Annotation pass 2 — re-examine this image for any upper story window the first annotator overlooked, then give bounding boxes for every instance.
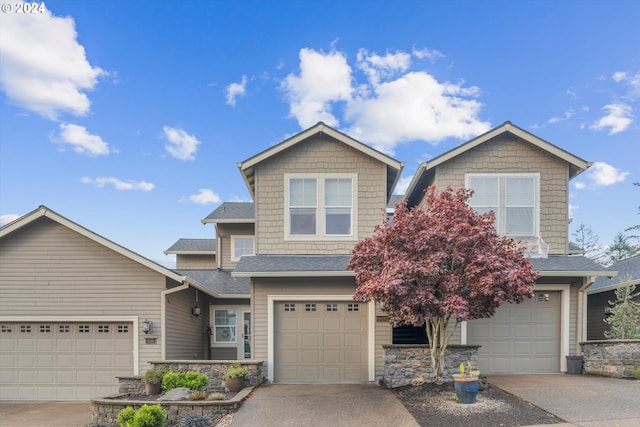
[466,173,539,237]
[285,174,356,239]
[231,236,255,261]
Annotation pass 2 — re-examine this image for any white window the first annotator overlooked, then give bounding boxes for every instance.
[285,174,356,239]
[214,309,236,343]
[231,236,255,261]
[467,173,539,237]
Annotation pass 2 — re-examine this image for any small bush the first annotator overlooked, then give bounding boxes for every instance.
[633,366,640,380]
[208,392,225,401]
[161,370,208,392]
[178,413,215,427]
[116,404,166,427]
[188,390,207,401]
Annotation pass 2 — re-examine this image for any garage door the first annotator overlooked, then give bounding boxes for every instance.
[467,291,560,373]
[275,301,368,383]
[0,322,133,400]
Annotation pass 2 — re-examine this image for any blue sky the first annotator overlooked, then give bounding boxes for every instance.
[1,0,639,267]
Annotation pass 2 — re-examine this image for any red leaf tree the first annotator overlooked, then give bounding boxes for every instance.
[348,186,539,383]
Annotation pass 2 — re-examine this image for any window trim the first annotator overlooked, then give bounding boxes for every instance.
[230,235,255,262]
[284,173,358,241]
[213,308,237,344]
[465,173,540,237]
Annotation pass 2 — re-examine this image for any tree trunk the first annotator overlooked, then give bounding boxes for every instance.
[426,316,460,384]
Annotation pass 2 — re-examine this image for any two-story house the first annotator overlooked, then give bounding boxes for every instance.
[0,120,615,401]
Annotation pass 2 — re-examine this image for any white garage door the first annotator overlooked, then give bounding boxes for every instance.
[467,291,561,373]
[275,301,368,383]
[0,322,133,401]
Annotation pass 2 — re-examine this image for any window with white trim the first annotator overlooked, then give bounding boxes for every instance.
[467,173,539,237]
[231,236,255,261]
[214,309,237,343]
[286,174,356,239]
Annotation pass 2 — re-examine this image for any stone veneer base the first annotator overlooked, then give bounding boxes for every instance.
[581,340,640,378]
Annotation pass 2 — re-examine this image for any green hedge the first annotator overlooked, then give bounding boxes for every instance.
[161,371,208,391]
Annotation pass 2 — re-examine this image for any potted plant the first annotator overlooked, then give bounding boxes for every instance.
[142,368,164,396]
[222,363,248,392]
[452,362,479,404]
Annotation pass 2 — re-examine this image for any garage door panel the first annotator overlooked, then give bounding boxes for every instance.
[468,291,560,374]
[275,301,368,383]
[0,322,133,401]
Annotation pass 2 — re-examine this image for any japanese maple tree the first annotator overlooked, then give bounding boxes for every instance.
[348,186,539,383]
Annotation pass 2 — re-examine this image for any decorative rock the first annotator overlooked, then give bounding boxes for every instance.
[158,387,191,401]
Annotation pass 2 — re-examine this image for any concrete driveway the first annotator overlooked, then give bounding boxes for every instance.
[489,374,640,426]
[229,383,419,427]
[0,402,92,427]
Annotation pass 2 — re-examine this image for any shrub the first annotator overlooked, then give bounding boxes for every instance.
[222,363,248,379]
[161,370,209,392]
[208,392,225,401]
[142,369,164,385]
[188,390,207,401]
[633,366,640,380]
[178,413,215,427]
[117,404,166,427]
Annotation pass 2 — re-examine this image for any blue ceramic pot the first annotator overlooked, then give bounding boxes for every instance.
[454,377,479,404]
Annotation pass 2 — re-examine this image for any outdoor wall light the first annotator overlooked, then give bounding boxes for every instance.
[192,306,201,317]
[142,318,152,335]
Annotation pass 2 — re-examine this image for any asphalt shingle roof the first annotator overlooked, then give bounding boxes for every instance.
[232,254,614,277]
[176,269,250,295]
[234,255,352,274]
[589,254,640,293]
[165,238,216,253]
[203,202,254,222]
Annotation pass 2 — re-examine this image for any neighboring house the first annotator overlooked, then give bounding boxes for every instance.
[587,254,640,340]
[0,121,618,401]
[403,121,614,373]
[0,207,231,401]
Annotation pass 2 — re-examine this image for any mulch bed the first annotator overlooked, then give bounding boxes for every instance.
[391,381,563,426]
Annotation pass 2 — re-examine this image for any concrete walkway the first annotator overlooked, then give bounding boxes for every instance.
[489,374,640,427]
[229,383,419,427]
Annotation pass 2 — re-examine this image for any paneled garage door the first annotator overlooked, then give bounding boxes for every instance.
[275,301,368,383]
[0,322,133,400]
[467,291,561,373]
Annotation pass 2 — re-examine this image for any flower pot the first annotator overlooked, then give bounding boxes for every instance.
[144,381,161,396]
[224,377,243,392]
[453,376,479,404]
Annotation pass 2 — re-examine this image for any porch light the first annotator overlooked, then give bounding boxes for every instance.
[142,319,152,335]
[192,306,201,317]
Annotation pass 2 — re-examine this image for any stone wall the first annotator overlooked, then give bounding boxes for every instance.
[382,345,480,388]
[150,360,263,392]
[581,340,640,378]
[92,387,252,426]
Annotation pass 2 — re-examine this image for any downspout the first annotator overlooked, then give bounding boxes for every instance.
[576,275,596,354]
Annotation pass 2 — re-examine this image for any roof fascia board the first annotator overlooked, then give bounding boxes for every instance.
[425,122,590,173]
[538,270,618,277]
[403,162,428,203]
[201,218,255,224]
[1,206,188,285]
[232,271,355,278]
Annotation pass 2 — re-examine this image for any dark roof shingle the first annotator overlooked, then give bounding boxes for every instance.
[165,238,216,253]
[203,202,254,222]
[176,269,250,296]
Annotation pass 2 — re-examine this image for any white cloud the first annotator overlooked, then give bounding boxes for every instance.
[81,177,154,191]
[393,176,414,195]
[589,103,633,134]
[586,162,629,187]
[226,75,248,106]
[187,189,221,205]
[280,47,490,154]
[568,204,577,218]
[548,109,575,124]
[574,182,587,190]
[412,46,444,62]
[52,123,110,157]
[281,48,353,128]
[0,214,20,226]
[612,70,640,100]
[0,6,105,119]
[163,126,200,161]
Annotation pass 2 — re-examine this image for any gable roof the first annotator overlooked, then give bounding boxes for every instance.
[0,205,220,298]
[202,202,255,224]
[405,121,591,205]
[175,269,249,297]
[237,122,404,200]
[589,254,640,294]
[164,238,216,254]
